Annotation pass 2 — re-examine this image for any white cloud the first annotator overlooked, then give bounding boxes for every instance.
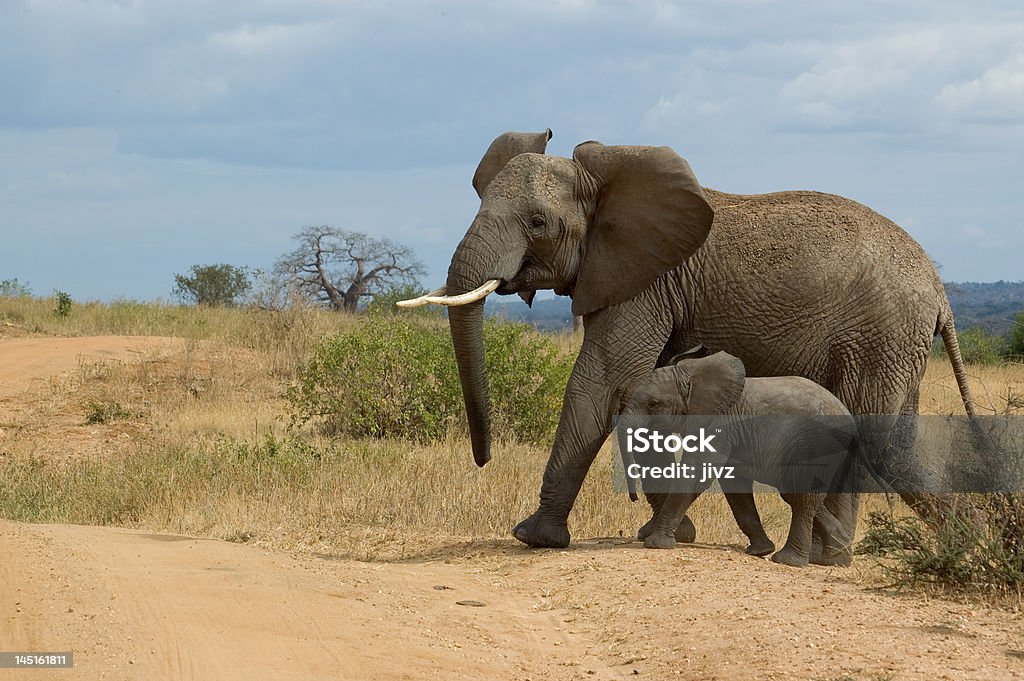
[781,31,940,103]
[936,51,1024,121]
[206,20,337,57]
[778,24,1024,132]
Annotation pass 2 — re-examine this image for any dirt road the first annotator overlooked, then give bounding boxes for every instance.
[2,337,1023,680]
[0,336,183,402]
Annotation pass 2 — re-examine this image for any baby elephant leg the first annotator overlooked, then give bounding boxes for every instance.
[772,493,826,567]
[644,489,704,549]
[639,494,698,543]
[810,494,856,567]
[638,492,666,541]
[721,476,776,557]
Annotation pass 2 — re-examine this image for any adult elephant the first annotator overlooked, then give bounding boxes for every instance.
[400,129,976,561]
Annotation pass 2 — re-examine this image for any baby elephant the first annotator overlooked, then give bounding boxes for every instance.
[622,351,858,567]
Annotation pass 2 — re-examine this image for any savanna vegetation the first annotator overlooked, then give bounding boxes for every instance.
[172,264,252,307]
[1,292,1023,597]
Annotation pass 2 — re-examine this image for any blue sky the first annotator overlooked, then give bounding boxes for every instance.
[1,0,1022,301]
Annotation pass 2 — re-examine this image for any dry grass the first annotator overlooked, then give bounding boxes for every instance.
[0,295,349,378]
[2,298,1023,565]
[921,360,1024,416]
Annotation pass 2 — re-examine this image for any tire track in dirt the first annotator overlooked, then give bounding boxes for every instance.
[0,522,621,680]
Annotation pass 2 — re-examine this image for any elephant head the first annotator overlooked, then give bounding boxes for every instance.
[401,129,715,467]
[619,350,746,502]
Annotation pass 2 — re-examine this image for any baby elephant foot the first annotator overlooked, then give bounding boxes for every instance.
[745,537,776,557]
[674,515,696,543]
[770,547,810,568]
[643,532,677,549]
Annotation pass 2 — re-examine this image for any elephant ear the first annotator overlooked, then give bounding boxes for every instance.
[571,141,714,317]
[472,129,553,198]
[676,351,745,415]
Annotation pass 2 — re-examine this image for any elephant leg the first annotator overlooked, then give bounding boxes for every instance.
[811,357,920,566]
[810,494,857,566]
[674,514,697,543]
[773,493,825,567]
[644,487,707,549]
[886,387,954,519]
[639,493,697,542]
[512,298,672,548]
[813,351,931,565]
[637,492,665,541]
[811,426,866,565]
[721,476,775,556]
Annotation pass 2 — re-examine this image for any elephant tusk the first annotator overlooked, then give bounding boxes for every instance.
[423,279,501,306]
[396,286,447,308]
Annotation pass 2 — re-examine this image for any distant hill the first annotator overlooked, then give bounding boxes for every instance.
[945,281,1024,337]
[485,282,1024,337]
[486,295,574,332]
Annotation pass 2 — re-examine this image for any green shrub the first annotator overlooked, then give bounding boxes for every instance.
[365,284,444,319]
[1005,312,1024,363]
[287,314,573,444]
[84,400,132,425]
[0,278,31,297]
[933,327,1006,365]
[53,290,72,318]
[173,263,252,307]
[858,495,1024,594]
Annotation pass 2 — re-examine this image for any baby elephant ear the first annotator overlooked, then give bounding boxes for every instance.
[472,129,553,198]
[676,351,745,415]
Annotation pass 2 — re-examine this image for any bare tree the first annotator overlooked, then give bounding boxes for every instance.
[275,226,425,312]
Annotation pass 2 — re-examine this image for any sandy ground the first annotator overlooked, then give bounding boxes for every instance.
[0,336,183,403]
[2,336,1024,680]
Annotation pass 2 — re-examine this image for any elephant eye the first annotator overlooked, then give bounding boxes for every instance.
[529,215,546,232]
[647,398,661,410]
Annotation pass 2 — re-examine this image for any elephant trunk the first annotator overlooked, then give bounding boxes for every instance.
[448,298,491,467]
[617,408,640,502]
[445,220,523,467]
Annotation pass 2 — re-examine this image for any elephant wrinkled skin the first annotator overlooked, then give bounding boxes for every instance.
[424,129,976,559]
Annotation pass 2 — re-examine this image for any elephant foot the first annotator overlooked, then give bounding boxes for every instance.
[809,533,853,567]
[745,537,776,557]
[809,548,853,567]
[674,515,696,543]
[809,535,853,567]
[809,535,823,563]
[512,512,570,548]
[770,547,809,568]
[644,532,677,549]
[640,515,695,543]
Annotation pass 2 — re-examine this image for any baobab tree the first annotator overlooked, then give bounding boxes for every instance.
[276,226,425,312]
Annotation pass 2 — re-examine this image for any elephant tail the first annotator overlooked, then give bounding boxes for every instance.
[937,315,977,418]
[938,313,1006,489]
